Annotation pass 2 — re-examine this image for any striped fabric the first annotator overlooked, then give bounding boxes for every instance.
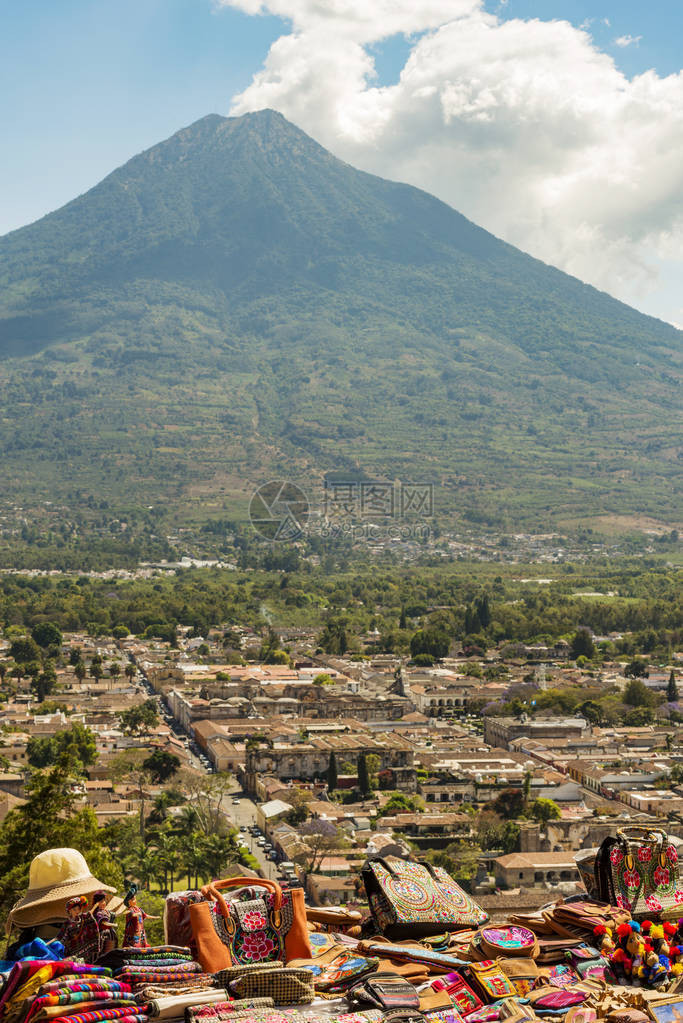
[115,966,200,977]
[44,1009,147,1023]
[37,985,132,998]
[116,975,202,988]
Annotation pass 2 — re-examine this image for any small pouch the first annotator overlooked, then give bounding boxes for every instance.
[480,927,538,960]
[436,973,483,1017]
[228,967,315,1004]
[565,945,615,984]
[528,987,587,1011]
[543,964,578,989]
[496,957,540,997]
[466,962,516,1003]
[606,1012,650,1023]
[423,1011,467,1023]
[347,972,419,1011]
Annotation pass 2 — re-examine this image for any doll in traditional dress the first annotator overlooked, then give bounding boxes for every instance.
[57,895,87,958]
[91,889,118,955]
[123,883,158,948]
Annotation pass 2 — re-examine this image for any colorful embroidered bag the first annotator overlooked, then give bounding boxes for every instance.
[480,926,538,960]
[362,857,488,939]
[189,878,310,973]
[465,961,516,1003]
[594,828,683,918]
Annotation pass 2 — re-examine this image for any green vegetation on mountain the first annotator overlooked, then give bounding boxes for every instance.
[0,109,680,548]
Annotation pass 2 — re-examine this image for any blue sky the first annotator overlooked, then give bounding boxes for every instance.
[1,0,681,323]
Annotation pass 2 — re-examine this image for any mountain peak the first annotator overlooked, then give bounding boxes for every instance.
[0,111,679,534]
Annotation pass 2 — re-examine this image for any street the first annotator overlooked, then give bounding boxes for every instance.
[228,790,278,881]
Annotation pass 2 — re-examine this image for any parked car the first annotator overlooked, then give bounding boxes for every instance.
[232,797,241,805]
[267,851,278,861]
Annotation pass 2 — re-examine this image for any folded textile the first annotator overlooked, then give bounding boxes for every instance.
[133,985,215,1002]
[46,1016,147,1023]
[147,992,230,1020]
[121,950,190,958]
[1,962,113,1018]
[116,976,203,988]
[114,965,198,973]
[185,1011,383,1023]
[43,1008,148,1023]
[37,985,132,997]
[185,1000,275,1023]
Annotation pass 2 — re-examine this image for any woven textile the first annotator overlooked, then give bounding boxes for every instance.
[37,986,132,998]
[47,1006,148,1023]
[227,968,315,1005]
[185,1011,382,1023]
[116,966,200,977]
[185,1000,275,1023]
[116,975,202,988]
[2,963,113,1018]
[44,1009,147,1023]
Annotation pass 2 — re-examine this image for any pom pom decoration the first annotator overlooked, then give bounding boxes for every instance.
[617,923,632,939]
[595,924,607,937]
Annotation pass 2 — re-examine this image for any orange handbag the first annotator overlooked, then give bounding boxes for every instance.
[189,877,311,973]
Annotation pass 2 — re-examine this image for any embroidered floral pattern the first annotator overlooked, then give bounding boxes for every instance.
[241,910,267,931]
[623,867,641,889]
[637,846,653,863]
[668,846,679,863]
[616,894,631,910]
[654,865,670,887]
[610,848,624,865]
[237,930,277,962]
[674,890,683,904]
[645,894,663,912]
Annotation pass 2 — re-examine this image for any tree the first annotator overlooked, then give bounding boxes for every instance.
[0,752,122,921]
[410,628,450,660]
[522,770,532,809]
[125,663,136,681]
[90,662,103,682]
[9,636,40,664]
[326,752,338,791]
[530,797,562,823]
[624,706,656,726]
[119,699,159,735]
[32,667,56,703]
[293,820,343,875]
[74,660,86,682]
[625,659,649,679]
[492,788,525,820]
[366,754,381,789]
[578,700,603,725]
[357,753,370,795]
[624,678,655,708]
[314,673,333,686]
[571,628,595,660]
[31,622,63,649]
[109,661,121,682]
[377,793,424,818]
[27,723,98,773]
[668,671,679,703]
[143,750,180,783]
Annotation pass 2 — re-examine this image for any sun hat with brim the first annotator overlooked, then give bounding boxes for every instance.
[6,848,116,934]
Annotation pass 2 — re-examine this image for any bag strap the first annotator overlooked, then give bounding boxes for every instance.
[616,827,666,844]
[201,878,283,917]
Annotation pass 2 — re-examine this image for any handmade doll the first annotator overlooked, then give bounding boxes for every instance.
[92,889,118,955]
[123,883,158,948]
[56,892,100,961]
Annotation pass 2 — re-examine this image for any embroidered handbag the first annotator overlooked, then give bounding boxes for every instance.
[362,857,488,939]
[189,877,311,973]
[437,973,483,1017]
[594,828,683,917]
[465,962,516,1003]
[479,926,538,960]
[565,945,616,984]
[496,957,540,997]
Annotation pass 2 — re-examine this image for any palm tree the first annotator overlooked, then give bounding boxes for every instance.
[176,805,201,838]
[125,663,136,681]
[202,834,237,880]
[184,834,205,889]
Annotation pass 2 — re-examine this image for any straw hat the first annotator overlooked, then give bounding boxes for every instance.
[6,848,117,933]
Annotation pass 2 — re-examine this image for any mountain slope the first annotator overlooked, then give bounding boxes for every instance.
[0,109,680,546]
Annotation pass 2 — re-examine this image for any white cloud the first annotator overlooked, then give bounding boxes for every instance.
[614,34,642,47]
[222,0,683,316]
